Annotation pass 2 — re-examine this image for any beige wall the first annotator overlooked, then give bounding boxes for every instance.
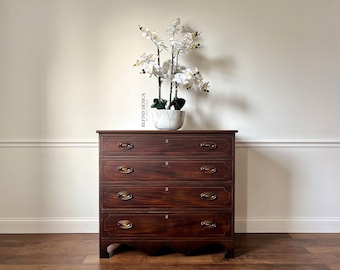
[1,0,340,232]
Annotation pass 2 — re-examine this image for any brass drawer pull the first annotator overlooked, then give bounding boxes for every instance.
[200,192,217,201]
[200,142,217,150]
[117,166,134,174]
[200,165,217,174]
[117,220,133,230]
[200,220,217,229]
[117,142,134,150]
[117,191,133,201]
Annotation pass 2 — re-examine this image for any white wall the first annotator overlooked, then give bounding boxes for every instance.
[1,0,340,233]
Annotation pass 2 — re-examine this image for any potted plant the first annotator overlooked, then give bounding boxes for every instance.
[134,18,209,130]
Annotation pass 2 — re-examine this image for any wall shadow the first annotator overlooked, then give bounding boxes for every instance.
[235,145,292,232]
[177,31,250,130]
[234,144,292,255]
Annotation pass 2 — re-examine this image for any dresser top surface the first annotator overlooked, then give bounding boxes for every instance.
[96,130,238,135]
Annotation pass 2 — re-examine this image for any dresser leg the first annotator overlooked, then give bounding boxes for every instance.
[100,243,124,258]
[100,245,110,258]
[224,248,234,259]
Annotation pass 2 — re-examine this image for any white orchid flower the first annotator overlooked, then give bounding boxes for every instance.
[167,18,181,36]
[139,25,167,51]
[135,19,209,110]
[173,72,188,85]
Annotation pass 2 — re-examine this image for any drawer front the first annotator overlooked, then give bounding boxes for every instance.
[100,135,233,157]
[102,185,232,208]
[102,213,231,237]
[101,160,232,181]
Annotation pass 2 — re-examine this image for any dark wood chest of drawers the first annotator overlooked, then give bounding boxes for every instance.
[97,130,237,258]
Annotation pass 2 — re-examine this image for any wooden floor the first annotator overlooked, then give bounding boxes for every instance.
[0,234,340,270]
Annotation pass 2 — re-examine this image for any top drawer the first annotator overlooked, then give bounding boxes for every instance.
[99,134,234,157]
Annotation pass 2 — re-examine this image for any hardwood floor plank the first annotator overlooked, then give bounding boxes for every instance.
[0,233,340,270]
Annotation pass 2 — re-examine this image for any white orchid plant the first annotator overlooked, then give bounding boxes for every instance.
[134,18,210,110]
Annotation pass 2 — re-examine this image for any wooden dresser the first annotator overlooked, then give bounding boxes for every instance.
[97,130,237,258]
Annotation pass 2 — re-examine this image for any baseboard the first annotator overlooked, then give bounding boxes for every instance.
[1,217,339,234]
[235,217,340,233]
[0,218,99,233]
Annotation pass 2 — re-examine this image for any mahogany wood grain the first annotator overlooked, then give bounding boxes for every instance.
[97,130,237,258]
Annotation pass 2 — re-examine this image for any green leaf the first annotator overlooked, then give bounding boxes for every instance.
[170,97,186,110]
[151,98,167,109]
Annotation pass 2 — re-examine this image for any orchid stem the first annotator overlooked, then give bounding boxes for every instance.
[157,47,162,100]
[168,46,176,109]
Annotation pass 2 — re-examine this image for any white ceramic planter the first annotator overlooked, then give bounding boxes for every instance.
[151,109,185,130]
